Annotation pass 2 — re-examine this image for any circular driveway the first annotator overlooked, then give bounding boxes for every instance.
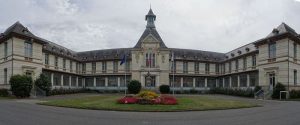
[0,94,299,125]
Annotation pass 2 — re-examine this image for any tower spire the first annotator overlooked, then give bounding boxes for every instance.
[145,7,156,28]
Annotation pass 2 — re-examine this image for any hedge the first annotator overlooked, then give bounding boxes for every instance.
[0,89,9,97]
[10,75,33,98]
[210,87,254,97]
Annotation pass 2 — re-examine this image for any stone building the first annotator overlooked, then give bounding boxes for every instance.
[0,9,300,93]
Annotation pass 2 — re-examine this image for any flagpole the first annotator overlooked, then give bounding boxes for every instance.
[172,52,175,95]
[124,54,127,96]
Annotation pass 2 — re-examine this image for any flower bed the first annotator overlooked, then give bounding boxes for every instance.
[117,90,178,105]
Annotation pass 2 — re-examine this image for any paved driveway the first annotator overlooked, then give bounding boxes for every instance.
[0,94,299,125]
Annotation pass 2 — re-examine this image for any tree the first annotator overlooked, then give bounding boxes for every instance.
[10,75,33,98]
[35,74,52,96]
[127,80,141,94]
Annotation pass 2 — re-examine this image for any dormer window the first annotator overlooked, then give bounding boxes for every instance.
[245,48,250,52]
[231,53,235,57]
[272,28,279,34]
[238,50,242,55]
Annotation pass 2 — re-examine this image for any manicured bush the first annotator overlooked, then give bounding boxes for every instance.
[159,85,170,94]
[0,89,9,97]
[117,96,138,104]
[289,90,300,99]
[272,83,286,99]
[254,86,262,93]
[10,75,33,98]
[210,87,254,98]
[127,80,141,94]
[49,88,88,95]
[35,74,51,96]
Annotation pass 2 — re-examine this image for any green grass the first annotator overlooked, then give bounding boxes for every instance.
[38,95,258,112]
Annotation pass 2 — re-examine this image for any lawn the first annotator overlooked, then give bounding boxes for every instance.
[39,95,258,112]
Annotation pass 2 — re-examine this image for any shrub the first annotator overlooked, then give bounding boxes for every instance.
[137,90,158,100]
[272,83,286,99]
[0,89,9,97]
[159,85,170,94]
[290,90,300,99]
[10,75,33,98]
[127,80,141,94]
[49,88,88,95]
[210,87,254,98]
[117,96,138,104]
[35,74,51,96]
[254,86,262,93]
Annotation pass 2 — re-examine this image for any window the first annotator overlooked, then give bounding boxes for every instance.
[55,56,58,68]
[4,42,8,57]
[268,42,276,58]
[194,62,199,74]
[207,78,216,88]
[71,76,76,86]
[294,70,297,85]
[183,62,188,74]
[205,63,210,74]
[215,64,219,74]
[235,60,238,72]
[169,77,181,88]
[243,57,247,70]
[195,77,205,87]
[145,53,155,68]
[183,77,193,87]
[96,77,105,87]
[252,55,256,67]
[294,43,297,58]
[63,59,66,69]
[75,62,78,73]
[171,61,176,73]
[231,75,238,87]
[24,41,33,57]
[102,61,107,73]
[82,63,86,73]
[85,77,94,87]
[108,76,118,87]
[113,61,118,73]
[4,68,7,84]
[70,61,73,72]
[63,75,69,86]
[92,62,96,74]
[125,61,130,72]
[45,53,49,65]
[240,74,247,87]
[229,62,232,73]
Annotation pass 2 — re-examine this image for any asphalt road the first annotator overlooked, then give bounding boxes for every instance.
[0,95,300,125]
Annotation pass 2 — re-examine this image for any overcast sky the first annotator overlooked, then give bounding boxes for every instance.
[1,0,300,53]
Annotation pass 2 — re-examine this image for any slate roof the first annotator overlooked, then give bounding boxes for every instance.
[134,28,167,48]
[0,21,46,44]
[170,48,226,62]
[77,48,132,62]
[267,22,298,37]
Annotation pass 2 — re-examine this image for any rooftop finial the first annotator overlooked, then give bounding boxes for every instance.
[145,7,156,28]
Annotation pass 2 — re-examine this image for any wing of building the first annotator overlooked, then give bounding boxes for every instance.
[1,8,300,93]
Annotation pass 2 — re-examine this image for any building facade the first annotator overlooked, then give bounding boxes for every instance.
[0,9,300,92]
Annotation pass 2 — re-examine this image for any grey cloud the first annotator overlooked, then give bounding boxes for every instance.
[0,0,300,52]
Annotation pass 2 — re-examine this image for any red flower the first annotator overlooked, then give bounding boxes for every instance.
[160,95,178,105]
[117,96,138,104]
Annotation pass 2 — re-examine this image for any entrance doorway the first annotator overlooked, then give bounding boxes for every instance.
[145,76,156,87]
[269,73,276,91]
